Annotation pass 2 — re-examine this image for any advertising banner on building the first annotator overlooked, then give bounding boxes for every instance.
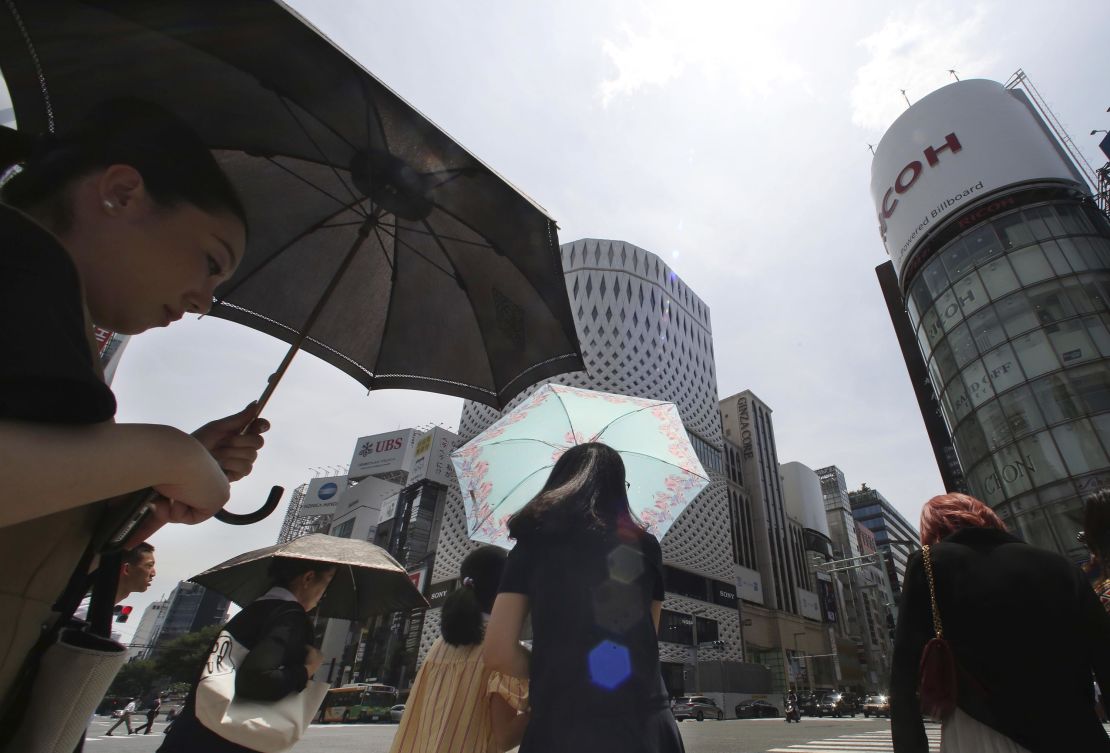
[711,580,738,609]
[378,494,400,524]
[797,588,822,622]
[870,79,1085,280]
[426,579,456,608]
[736,566,764,605]
[409,427,459,486]
[348,429,416,480]
[408,566,428,596]
[301,475,347,516]
[336,477,401,517]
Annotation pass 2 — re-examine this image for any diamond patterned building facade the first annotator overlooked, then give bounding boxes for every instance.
[421,238,743,697]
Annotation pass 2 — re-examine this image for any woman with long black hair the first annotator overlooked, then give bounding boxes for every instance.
[390,546,529,753]
[484,442,684,753]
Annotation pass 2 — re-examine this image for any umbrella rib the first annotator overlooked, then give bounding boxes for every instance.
[588,402,669,443]
[375,221,459,280]
[617,449,709,481]
[423,167,476,191]
[371,224,395,274]
[387,224,494,251]
[465,437,567,451]
[265,156,367,217]
[362,75,390,152]
[552,388,578,445]
[277,95,365,211]
[421,217,501,393]
[213,194,371,302]
[469,464,554,534]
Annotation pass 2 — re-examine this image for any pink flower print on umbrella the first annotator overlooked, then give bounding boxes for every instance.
[452,384,709,547]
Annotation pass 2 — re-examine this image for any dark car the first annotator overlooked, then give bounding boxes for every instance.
[671,696,724,721]
[862,694,890,718]
[816,691,858,718]
[734,699,780,719]
[797,692,823,716]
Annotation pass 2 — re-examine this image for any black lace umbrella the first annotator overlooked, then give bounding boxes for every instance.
[0,0,583,526]
[0,0,582,410]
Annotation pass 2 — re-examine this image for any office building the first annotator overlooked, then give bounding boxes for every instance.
[870,78,1110,557]
[848,485,919,595]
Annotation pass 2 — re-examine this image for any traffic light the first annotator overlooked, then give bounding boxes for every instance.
[114,605,133,623]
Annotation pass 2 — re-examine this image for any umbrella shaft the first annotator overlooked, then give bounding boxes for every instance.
[248,220,375,426]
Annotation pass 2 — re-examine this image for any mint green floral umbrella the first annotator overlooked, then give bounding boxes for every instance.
[451,384,710,548]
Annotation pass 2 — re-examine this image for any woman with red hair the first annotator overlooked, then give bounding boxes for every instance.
[891,493,1110,753]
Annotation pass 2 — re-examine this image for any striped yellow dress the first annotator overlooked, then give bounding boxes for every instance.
[389,638,529,753]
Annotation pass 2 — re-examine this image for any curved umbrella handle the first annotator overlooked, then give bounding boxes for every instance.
[215,485,284,525]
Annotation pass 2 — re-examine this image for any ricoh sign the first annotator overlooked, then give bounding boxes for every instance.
[870,79,1084,282]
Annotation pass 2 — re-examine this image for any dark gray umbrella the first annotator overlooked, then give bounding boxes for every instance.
[190,534,427,621]
[0,0,583,410]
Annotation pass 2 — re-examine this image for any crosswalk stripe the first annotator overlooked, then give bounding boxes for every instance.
[765,728,941,753]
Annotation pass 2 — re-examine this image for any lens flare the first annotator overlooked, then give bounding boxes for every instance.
[588,639,632,691]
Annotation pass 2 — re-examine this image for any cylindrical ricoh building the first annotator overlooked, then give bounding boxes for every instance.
[871,79,1110,557]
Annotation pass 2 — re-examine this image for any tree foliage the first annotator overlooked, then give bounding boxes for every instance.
[107,659,160,698]
[152,624,222,684]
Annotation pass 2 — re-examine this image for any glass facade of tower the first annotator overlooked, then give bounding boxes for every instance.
[903,194,1110,556]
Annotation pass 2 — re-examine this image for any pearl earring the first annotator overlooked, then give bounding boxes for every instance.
[102,199,115,210]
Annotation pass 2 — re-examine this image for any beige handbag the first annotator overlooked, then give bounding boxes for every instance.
[195,630,329,753]
[3,628,127,753]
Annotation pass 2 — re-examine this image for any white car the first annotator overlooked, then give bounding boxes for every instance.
[390,704,405,722]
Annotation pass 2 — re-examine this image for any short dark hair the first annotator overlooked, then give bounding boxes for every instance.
[1,98,245,232]
[267,557,336,589]
[507,442,642,539]
[122,542,155,568]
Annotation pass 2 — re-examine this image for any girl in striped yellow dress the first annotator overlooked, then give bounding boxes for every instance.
[390,547,529,753]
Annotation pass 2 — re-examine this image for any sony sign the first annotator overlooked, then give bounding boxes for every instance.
[870,79,1085,282]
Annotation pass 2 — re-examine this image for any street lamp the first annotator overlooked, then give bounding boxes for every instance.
[1092,130,1109,136]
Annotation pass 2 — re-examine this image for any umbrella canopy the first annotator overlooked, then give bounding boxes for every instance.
[451,384,711,549]
[0,0,582,409]
[190,534,427,621]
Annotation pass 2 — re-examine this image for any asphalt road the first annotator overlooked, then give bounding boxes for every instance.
[82,715,899,753]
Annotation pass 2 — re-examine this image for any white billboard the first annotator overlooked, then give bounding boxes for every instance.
[301,475,347,516]
[378,494,400,524]
[409,427,459,486]
[348,429,416,480]
[736,565,764,605]
[870,79,1085,281]
[797,588,822,622]
[337,477,401,517]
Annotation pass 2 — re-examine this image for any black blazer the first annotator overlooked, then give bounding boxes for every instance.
[891,527,1110,753]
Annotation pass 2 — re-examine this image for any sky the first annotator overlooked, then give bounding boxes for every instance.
[3,0,1108,641]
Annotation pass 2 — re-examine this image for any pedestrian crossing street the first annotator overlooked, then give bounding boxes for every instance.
[765,724,940,753]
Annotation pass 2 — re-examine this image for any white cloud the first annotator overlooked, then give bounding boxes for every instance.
[597,1,809,106]
[851,3,998,132]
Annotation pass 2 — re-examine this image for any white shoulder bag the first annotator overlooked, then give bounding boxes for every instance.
[194,630,330,753]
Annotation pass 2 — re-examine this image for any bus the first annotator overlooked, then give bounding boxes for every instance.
[319,683,398,723]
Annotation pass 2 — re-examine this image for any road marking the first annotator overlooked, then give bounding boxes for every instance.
[765,726,940,753]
